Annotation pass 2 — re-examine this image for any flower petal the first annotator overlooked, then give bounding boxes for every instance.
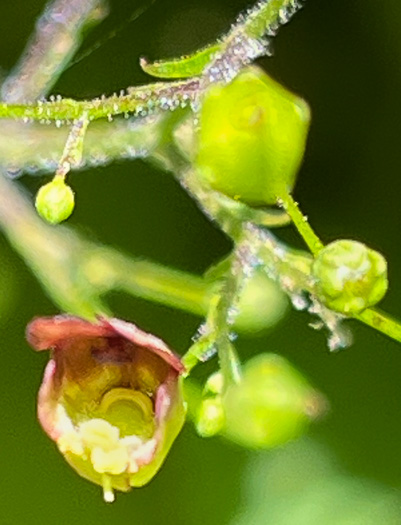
[26,315,185,374]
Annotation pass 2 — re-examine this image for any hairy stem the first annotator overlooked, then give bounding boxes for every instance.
[1,0,107,103]
[278,193,324,256]
[142,0,303,81]
[0,117,164,175]
[0,80,201,123]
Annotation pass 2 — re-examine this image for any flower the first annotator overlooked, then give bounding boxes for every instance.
[26,315,186,502]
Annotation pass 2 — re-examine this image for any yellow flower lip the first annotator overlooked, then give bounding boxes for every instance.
[26,315,186,502]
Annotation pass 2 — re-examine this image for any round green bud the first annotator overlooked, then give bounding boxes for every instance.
[196,397,225,438]
[222,354,323,449]
[203,371,224,396]
[35,177,75,224]
[195,372,225,437]
[235,268,288,333]
[195,66,310,206]
[312,240,388,315]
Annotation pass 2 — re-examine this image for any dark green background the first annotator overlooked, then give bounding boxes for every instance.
[1,0,401,523]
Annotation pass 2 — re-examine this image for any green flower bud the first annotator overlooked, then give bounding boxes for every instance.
[312,240,388,315]
[235,268,288,333]
[35,177,75,224]
[195,371,227,437]
[195,66,310,206]
[203,371,224,396]
[196,397,225,438]
[222,354,323,449]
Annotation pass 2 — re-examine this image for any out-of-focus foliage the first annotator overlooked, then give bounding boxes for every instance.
[232,439,401,525]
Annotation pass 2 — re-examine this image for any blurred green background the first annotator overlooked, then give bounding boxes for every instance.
[1,0,401,523]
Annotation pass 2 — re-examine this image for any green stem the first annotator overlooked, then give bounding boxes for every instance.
[83,249,211,316]
[245,0,302,40]
[182,337,215,374]
[278,193,324,256]
[182,233,247,385]
[144,0,303,81]
[354,308,401,345]
[212,279,243,388]
[0,79,200,122]
[0,117,163,174]
[1,0,107,102]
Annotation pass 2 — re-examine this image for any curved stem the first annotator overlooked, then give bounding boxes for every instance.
[278,193,324,256]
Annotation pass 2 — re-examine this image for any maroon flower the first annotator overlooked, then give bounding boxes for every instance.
[27,315,186,502]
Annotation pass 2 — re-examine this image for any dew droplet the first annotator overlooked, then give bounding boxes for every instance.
[228,331,238,342]
[200,344,217,362]
[5,166,22,178]
[291,293,309,311]
[328,327,352,352]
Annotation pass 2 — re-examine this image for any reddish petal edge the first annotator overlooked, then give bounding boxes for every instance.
[37,359,64,441]
[26,315,114,350]
[104,317,185,374]
[26,315,185,374]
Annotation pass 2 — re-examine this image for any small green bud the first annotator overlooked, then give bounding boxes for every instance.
[196,397,225,438]
[312,240,388,315]
[235,268,288,333]
[195,66,310,206]
[35,177,75,224]
[203,371,224,396]
[196,372,225,437]
[222,354,323,449]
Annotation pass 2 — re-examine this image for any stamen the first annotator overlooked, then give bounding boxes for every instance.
[90,445,129,475]
[80,419,120,450]
[102,474,115,503]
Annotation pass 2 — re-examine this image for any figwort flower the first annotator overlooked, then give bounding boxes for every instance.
[26,315,186,502]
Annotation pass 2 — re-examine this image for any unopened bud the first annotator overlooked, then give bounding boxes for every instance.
[35,177,75,224]
[196,397,225,437]
[222,354,324,449]
[312,240,388,314]
[196,66,310,206]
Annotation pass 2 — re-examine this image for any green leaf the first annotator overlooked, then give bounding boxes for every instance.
[140,44,220,79]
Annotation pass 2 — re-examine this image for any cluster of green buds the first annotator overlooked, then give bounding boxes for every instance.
[195,66,311,206]
[26,316,186,502]
[196,354,324,449]
[312,240,388,315]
